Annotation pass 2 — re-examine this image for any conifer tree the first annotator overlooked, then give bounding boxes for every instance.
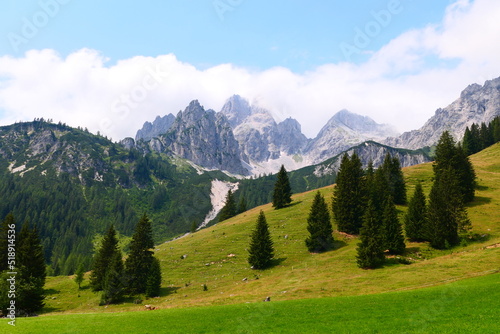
[305,191,334,252]
[101,251,125,305]
[462,126,475,156]
[382,197,405,255]
[427,167,467,249]
[272,165,292,209]
[356,200,385,269]
[90,225,120,292]
[145,257,162,298]
[238,196,247,214]
[492,116,500,143]
[16,222,46,314]
[332,153,366,234]
[219,190,237,221]
[434,131,475,203]
[125,213,155,294]
[248,211,274,269]
[74,263,85,290]
[404,183,427,242]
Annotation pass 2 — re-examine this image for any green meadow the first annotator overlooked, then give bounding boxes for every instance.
[6,143,500,333]
[9,273,500,333]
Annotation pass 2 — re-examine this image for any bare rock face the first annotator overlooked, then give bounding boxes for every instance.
[385,77,500,149]
[135,114,176,142]
[159,100,247,175]
[220,95,308,163]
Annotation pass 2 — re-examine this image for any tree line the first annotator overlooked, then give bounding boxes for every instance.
[462,116,500,156]
[248,131,476,271]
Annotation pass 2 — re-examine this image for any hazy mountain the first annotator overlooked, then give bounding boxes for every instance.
[135,114,176,142]
[305,109,399,164]
[385,76,500,149]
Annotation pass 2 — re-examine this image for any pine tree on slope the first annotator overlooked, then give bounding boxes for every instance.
[219,190,237,222]
[404,183,427,242]
[101,251,125,305]
[16,222,46,314]
[248,211,274,269]
[90,225,120,292]
[145,256,162,298]
[382,196,405,255]
[332,153,366,235]
[305,191,334,253]
[273,165,292,209]
[125,213,155,294]
[356,200,385,269]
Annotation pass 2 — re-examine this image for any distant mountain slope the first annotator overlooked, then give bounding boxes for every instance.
[0,120,229,275]
[305,109,399,164]
[135,114,175,142]
[385,76,500,149]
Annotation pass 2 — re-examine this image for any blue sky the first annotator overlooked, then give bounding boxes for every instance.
[1,0,500,139]
[1,0,451,72]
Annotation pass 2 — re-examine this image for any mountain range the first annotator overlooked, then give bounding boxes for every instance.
[131,76,500,176]
[1,75,499,275]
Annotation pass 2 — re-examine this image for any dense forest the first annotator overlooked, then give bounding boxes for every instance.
[0,121,229,275]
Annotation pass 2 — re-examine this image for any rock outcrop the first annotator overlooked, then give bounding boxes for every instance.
[385,77,500,149]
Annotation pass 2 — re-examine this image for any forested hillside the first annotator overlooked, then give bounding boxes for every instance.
[0,120,229,275]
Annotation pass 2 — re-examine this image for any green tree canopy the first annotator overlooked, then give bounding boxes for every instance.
[356,200,385,269]
[248,211,274,270]
[90,225,120,292]
[332,153,366,235]
[272,165,292,209]
[404,183,427,242]
[305,191,334,253]
[125,213,155,294]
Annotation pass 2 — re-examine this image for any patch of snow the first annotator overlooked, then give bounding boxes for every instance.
[248,152,308,176]
[199,180,239,230]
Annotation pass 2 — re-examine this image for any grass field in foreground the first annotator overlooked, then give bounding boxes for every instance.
[39,143,500,315]
[8,272,500,334]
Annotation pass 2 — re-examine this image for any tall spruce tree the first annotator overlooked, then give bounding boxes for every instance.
[305,191,334,252]
[219,190,237,222]
[145,256,162,298]
[125,213,155,294]
[356,200,385,269]
[404,183,427,242]
[248,211,274,269]
[427,167,469,249]
[16,222,46,314]
[332,153,366,234]
[90,225,120,292]
[434,131,475,203]
[382,197,405,255]
[272,165,292,209]
[101,251,125,305]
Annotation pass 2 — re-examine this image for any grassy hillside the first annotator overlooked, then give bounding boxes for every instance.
[41,143,500,314]
[11,272,500,333]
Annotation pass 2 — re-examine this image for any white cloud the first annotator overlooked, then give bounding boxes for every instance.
[1,0,500,140]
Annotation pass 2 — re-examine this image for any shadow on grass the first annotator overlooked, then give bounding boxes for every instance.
[332,240,348,250]
[270,257,287,267]
[160,286,181,297]
[468,196,492,207]
[284,201,303,209]
[475,184,489,191]
[44,288,60,295]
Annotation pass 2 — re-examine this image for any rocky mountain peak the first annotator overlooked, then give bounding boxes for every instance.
[385,76,500,149]
[135,113,175,142]
[220,95,253,128]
